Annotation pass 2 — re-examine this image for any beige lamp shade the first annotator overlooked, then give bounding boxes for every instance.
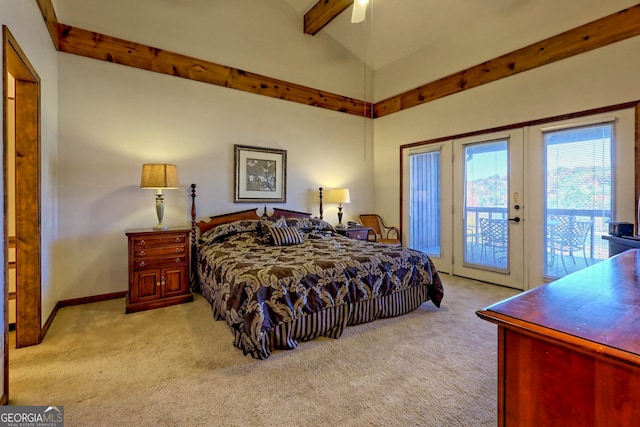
[140,164,179,189]
[326,188,350,204]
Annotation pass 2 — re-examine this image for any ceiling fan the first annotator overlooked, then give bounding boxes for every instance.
[351,0,369,23]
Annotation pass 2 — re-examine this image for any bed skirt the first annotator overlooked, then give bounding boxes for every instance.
[201,283,432,359]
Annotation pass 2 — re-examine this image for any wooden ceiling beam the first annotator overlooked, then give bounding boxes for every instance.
[35,0,59,50]
[374,4,640,118]
[304,0,353,36]
[57,24,372,117]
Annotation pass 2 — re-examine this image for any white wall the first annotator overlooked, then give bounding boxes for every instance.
[0,0,59,325]
[373,36,640,228]
[56,53,373,300]
[53,0,375,300]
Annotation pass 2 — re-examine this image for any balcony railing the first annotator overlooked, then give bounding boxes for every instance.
[411,206,612,277]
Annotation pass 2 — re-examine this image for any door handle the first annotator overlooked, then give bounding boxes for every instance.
[508,217,521,223]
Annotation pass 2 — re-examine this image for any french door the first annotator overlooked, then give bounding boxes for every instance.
[452,131,524,289]
[403,108,635,291]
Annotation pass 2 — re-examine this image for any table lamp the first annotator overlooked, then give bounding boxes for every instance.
[326,188,350,228]
[140,164,179,230]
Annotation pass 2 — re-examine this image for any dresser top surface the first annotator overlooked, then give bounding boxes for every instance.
[126,226,190,236]
[481,249,640,356]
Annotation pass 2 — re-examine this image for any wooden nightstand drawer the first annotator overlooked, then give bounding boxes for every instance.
[132,234,186,248]
[126,227,193,313]
[133,245,186,259]
[335,227,373,241]
[132,255,186,270]
[345,229,369,240]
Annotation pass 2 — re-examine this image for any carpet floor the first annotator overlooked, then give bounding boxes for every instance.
[9,274,519,427]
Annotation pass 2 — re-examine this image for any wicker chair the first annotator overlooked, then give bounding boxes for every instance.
[359,214,401,245]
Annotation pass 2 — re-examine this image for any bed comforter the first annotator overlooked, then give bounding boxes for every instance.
[196,219,443,359]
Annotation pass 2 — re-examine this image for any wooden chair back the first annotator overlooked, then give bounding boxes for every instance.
[359,214,401,245]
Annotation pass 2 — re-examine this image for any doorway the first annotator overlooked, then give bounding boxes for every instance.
[3,25,42,402]
[453,130,525,289]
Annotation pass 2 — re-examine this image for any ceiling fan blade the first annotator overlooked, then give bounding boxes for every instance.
[351,0,368,23]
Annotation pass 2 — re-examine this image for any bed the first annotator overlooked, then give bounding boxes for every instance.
[190,185,444,359]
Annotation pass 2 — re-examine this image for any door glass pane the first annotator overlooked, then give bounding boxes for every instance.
[464,140,509,270]
[409,151,440,256]
[544,124,612,278]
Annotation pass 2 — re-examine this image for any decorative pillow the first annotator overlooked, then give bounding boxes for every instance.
[268,225,304,246]
[200,219,259,244]
[257,216,287,241]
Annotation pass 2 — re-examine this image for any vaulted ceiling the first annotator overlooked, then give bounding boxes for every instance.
[36,0,640,117]
[286,0,640,73]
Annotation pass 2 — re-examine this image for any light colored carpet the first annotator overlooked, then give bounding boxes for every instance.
[9,275,519,427]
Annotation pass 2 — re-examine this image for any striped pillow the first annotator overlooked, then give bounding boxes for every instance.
[268,225,303,246]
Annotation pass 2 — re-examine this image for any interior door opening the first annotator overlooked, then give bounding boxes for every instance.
[4,25,43,403]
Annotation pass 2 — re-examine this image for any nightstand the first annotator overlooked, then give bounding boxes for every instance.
[335,227,373,241]
[125,227,193,313]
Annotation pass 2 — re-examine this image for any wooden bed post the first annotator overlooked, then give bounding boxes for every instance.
[319,187,323,220]
[190,183,198,291]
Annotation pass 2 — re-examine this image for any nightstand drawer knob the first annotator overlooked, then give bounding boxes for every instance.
[175,248,180,253]
[139,261,145,267]
[140,240,145,245]
[175,237,180,242]
[176,258,181,263]
[140,250,146,256]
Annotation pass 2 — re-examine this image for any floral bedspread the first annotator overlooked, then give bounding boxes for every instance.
[196,219,444,358]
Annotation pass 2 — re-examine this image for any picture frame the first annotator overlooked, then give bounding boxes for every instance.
[234,144,287,203]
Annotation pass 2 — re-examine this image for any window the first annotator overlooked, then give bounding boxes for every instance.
[544,123,613,278]
[409,150,441,256]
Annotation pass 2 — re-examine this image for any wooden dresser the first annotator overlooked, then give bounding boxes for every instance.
[477,249,640,426]
[126,227,193,313]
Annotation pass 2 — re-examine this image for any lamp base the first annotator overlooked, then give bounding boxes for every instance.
[153,193,168,231]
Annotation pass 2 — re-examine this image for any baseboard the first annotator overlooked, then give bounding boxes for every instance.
[58,291,127,308]
[41,302,59,341]
[41,291,128,340]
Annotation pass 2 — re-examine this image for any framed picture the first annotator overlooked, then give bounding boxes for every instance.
[234,144,287,203]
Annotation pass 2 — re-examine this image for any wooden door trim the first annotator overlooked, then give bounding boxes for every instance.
[3,26,42,354]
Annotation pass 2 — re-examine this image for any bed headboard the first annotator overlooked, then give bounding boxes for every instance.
[189,183,320,236]
[196,209,260,234]
[271,208,312,219]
